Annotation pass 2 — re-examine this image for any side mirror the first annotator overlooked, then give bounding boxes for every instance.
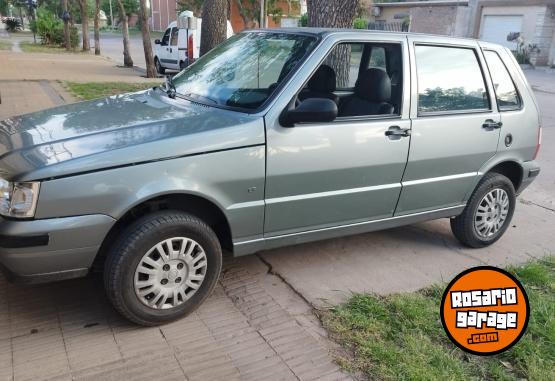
[280,98,338,127]
[154,39,161,45]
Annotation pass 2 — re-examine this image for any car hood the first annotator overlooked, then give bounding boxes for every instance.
[0,89,265,181]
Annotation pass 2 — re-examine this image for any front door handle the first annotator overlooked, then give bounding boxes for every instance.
[482,119,503,130]
[385,126,411,139]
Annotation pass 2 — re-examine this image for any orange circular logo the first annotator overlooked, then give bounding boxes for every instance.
[441,266,529,356]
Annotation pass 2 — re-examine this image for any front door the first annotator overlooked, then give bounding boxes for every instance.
[395,37,502,215]
[158,27,172,66]
[264,37,411,236]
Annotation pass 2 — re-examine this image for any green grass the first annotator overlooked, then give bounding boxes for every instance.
[64,81,156,100]
[19,41,85,54]
[0,40,12,50]
[323,256,555,381]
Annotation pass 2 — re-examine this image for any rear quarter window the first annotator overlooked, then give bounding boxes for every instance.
[415,45,490,114]
[483,50,522,111]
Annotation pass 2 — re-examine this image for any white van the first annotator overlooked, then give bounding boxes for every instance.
[154,11,234,74]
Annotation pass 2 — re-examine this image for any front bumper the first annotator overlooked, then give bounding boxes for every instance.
[0,214,116,284]
[517,160,541,195]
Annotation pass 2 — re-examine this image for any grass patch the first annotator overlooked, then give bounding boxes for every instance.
[19,41,85,54]
[0,40,12,50]
[64,81,156,100]
[323,257,555,381]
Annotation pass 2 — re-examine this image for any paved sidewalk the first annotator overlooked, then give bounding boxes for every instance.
[0,50,159,82]
[0,256,350,381]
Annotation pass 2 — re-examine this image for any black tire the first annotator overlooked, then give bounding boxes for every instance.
[451,172,516,248]
[155,57,165,75]
[104,211,222,326]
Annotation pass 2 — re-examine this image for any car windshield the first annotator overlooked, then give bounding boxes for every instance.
[172,32,318,110]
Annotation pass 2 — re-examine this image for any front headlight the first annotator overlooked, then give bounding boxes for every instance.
[0,178,40,218]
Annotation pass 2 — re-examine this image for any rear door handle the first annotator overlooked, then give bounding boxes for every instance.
[482,119,503,130]
[385,126,411,139]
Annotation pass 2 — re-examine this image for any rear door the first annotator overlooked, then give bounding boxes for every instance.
[396,37,501,215]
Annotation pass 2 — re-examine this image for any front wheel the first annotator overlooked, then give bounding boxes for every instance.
[451,173,516,248]
[155,57,165,75]
[104,211,222,326]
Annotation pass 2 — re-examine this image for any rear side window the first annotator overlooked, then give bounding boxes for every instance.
[484,50,521,110]
[415,45,490,114]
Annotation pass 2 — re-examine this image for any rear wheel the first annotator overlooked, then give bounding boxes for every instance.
[155,57,165,75]
[451,173,516,248]
[104,211,222,326]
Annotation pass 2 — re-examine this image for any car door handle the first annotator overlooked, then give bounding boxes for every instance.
[169,48,172,53]
[385,126,411,139]
[482,119,503,130]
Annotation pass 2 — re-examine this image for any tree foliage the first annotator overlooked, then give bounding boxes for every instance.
[176,0,203,15]
[29,6,79,47]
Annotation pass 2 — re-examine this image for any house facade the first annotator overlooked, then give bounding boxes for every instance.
[150,0,305,34]
[369,0,555,66]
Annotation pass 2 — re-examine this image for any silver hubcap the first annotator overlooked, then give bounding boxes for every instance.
[134,237,207,310]
[474,188,510,239]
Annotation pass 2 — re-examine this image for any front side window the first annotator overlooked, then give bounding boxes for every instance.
[161,28,171,45]
[484,50,521,110]
[299,42,403,118]
[170,27,179,46]
[415,45,490,114]
[172,32,318,110]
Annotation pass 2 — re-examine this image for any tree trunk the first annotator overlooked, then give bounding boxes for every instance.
[94,0,100,55]
[138,0,156,77]
[307,0,358,87]
[62,0,70,50]
[117,0,133,67]
[200,0,228,56]
[307,0,358,28]
[79,0,90,51]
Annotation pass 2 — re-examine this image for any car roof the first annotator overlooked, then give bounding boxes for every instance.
[247,27,483,44]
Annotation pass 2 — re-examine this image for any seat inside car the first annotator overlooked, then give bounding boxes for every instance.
[298,65,339,104]
[339,68,394,117]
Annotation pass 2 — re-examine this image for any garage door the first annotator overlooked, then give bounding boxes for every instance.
[480,15,523,50]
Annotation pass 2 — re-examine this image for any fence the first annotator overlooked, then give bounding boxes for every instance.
[367,21,409,32]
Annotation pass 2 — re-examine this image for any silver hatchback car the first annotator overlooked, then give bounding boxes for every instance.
[0,29,541,325]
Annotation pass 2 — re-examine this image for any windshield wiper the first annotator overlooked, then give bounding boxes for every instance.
[181,93,218,105]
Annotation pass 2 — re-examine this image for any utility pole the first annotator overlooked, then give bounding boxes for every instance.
[259,0,265,28]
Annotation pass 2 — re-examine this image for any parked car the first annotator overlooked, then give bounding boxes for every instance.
[0,29,541,325]
[154,11,234,74]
